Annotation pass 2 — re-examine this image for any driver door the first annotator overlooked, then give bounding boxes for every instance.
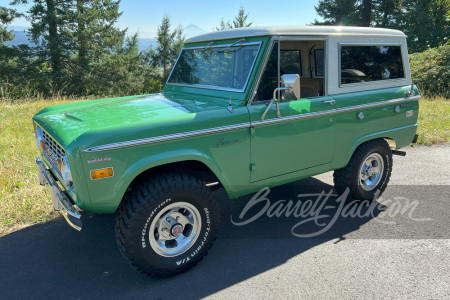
[248,40,335,183]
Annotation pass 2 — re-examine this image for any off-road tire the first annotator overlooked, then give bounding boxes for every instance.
[333,139,393,200]
[115,173,219,278]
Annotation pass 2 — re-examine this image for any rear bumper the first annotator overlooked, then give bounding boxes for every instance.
[37,157,82,231]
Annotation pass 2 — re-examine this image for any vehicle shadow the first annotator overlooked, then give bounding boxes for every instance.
[0,177,385,299]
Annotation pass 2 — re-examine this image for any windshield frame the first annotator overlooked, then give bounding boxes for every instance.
[166,41,263,93]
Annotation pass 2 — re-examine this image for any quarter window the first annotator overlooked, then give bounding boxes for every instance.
[314,49,324,77]
[340,45,405,85]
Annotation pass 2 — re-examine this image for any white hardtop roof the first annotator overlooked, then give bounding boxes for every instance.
[185,26,406,43]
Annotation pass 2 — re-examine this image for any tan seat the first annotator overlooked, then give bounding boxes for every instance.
[300,78,320,98]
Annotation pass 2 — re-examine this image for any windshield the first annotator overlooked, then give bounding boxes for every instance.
[167,42,261,91]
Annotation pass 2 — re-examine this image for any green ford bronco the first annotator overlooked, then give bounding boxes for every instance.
[33,26,420,277]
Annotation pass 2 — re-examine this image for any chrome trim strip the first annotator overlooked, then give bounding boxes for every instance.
[253,95,420,127]
[335,95,421,113]
[84,123,251,152]
[85,95,420,152]
[253,108,335,126]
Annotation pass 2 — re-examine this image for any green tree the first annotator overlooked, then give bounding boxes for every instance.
[313,0,360,25]
[394,0,450,52]
[70,0,126,94]
[216,6,253,30]
[12,0,129,96]
[373,0,402,27]
[0,6,20,44]
[314,0,402,26]
[314,0,449,52]
[0,5,40,99]
[11,0,74,92]
[83,33,159,96]
[153,15,184,82]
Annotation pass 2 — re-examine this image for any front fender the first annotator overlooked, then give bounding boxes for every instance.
[80,149,230,213]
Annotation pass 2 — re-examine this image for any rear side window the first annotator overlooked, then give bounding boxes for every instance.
[340,45,405,85]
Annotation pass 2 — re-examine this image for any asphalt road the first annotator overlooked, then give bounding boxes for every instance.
[1,144,449,299]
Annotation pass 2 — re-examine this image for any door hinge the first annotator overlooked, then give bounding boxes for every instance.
[250,163,256,173]
[250,126,255,136]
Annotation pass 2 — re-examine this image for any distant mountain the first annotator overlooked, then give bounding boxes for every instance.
[183,24,207,38]
[5,24,208,51]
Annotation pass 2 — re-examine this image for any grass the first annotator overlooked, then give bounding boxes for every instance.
[0,99,80,236]
[416,97,450,145]
[0,96,449,236]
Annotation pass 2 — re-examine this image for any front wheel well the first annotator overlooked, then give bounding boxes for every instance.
[128,160,222,192]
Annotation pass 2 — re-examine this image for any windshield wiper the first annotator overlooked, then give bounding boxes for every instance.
[199,41,215,51]
[217,38,247,53]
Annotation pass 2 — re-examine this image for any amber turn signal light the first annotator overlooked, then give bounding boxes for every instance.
[39,140,46,152]
[90,167,114,180]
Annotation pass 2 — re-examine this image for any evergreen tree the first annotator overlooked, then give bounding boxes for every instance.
[1,5,41,99]
[0,6,20,44]
[373,0,402,27]
[216,6,253,30]
[153,15,184,82]
[11,0,74,92]
[393,0,450,52]
[70,0,126,94]
[313,0,360,25]
[314,0,449,52]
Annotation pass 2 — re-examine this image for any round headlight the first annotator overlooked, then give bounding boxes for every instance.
[61,155,73,187]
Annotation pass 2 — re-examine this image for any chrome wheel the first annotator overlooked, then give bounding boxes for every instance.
[359,153,384,191]
[149,202,201,257]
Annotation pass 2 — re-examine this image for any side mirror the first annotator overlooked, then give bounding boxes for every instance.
[281,74,300,100]
[261,74,301,120]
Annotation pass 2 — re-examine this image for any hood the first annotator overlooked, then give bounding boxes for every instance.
[33,92,233,150]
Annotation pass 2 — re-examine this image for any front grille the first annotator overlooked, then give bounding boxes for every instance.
[42,131,66,177]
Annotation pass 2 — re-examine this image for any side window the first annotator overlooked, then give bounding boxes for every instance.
[340,45,405,85]
[254,40,326,102]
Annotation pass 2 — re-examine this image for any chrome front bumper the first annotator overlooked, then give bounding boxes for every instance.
[37,157,82,231]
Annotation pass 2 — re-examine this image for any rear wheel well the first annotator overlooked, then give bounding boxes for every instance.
[383,138,397,149]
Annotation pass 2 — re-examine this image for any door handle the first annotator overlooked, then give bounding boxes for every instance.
[321,100,335,105]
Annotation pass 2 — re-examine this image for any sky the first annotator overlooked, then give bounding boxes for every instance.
[5,0,322,38]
